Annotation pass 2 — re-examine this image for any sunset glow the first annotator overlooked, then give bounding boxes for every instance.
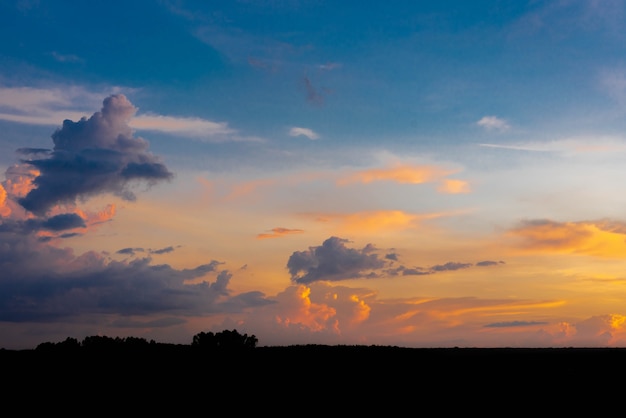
[2,1,626,350]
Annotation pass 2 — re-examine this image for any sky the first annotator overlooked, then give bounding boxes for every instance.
[2,0,626,350]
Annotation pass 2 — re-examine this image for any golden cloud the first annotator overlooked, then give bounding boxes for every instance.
[337,163,456,186]
[508,219,626,257]
[437,179,471,194]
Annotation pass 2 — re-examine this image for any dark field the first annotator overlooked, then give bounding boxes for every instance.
[2,345,623,413]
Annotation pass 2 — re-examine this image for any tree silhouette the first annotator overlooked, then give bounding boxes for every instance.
[191,329,257,350]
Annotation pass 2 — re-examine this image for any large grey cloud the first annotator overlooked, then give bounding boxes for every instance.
[17,94,173,215]
[0,231,273,322]
[287,236,388,284]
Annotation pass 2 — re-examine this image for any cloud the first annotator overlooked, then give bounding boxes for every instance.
[289,127,319,140]
[437,179,471,194]
[479,137,626,154]
[476,260,505,267]
[117,247,144,256]
[17,94,174,216]
[430,261,472,272]
[476,115,510,132]
[0,85,252,141]
[484,321,548,328]
[337,164,457,186]
[0,184,10,217]
[257,227,304,239]
[302,75,327,105]
[385,257,504,276]
[129,114,239,141]
[0,242,272,322]
[317,62,342,71]
[49,51,82,63]
[507,218,626,257]
[308,210,448,235]
[287,236,388,284]
[150,246,176,255]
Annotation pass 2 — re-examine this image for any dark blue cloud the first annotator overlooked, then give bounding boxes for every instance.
[41,213,85,231]
[287,236,388,284]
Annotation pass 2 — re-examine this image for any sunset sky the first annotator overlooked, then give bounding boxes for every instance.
[3,0,626,350]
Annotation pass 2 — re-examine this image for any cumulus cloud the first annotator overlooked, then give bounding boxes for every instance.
[0,241,271,322]
[0,95,274,331]
[17,94,173,216]
[287,236,388,284]
[289,127,319,140]
[476,115,510,132]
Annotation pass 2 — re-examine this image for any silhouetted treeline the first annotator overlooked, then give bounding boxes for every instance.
[31,329,258,353]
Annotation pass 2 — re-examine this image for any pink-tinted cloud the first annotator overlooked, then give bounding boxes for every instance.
[256,227,304,239]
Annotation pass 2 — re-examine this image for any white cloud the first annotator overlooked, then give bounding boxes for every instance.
[476,115,511,132]
[479,136,626,155]
[0,85,251,141]
[289,127,319,140]
[130,114,235,140]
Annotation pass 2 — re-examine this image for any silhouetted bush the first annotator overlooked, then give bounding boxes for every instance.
[191,329,258,350]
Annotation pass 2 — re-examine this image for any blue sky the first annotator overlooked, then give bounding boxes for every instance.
[2,0,626,349]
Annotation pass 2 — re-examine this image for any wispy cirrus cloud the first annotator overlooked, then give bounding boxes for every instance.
[337,163,457,186]
[130,114,243,141]
[0,85,255,141]
[289,127,319,140]
[307,210,441,234]
[479,136,626,155]
[507,218,626,257]
[257,227,304,239]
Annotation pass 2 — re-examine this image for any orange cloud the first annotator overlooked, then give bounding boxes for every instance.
[227,179,275,200]
[337,163,456,186]
[309,210,447,234]
[508,219,626,257]
[257,227,304,239]
[349,294,371,324]
[3,164,40,197]
[81,204,116,226]
[0,184,10,217]
[275,285,338,332]
[437,179,471,194]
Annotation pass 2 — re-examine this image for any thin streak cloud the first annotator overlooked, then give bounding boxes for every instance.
[289,127,319,140]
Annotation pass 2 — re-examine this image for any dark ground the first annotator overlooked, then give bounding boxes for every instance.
[2,345,623,413]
